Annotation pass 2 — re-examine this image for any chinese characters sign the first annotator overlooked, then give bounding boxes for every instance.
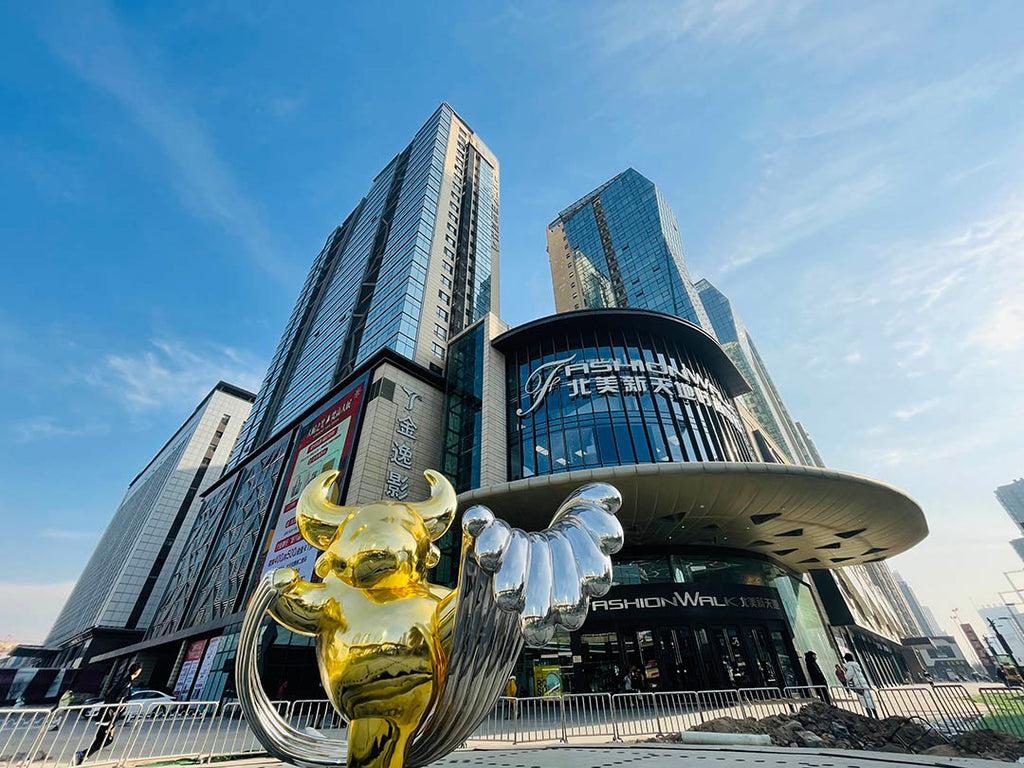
[384,386,422,501]
[516,354,742,431]
[260,375,369,581]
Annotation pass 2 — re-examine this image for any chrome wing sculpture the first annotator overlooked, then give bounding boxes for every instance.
[237,469,623,768]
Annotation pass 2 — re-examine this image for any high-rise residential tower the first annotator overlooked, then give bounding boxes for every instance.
[546,168,714,334]
[895,572,942,636]
[44,383,254,670]
[230,103,499,465]
[695,278,812,465]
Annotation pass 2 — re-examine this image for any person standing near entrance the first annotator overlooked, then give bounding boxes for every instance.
[803,651,832,705]
[842,653,878,718]
[74,665,141,765]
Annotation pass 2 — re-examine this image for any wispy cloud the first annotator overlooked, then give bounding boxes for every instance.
[893,398,942,421]
[43,1,294,287]
[10,417,109,444]
[41,529,99,541]
[842,351,863,365]
[88,338,264,413]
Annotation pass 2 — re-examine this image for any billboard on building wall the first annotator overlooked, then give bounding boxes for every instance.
[189,636,222,700]
[260,374,371,582]
[172,639,207,700]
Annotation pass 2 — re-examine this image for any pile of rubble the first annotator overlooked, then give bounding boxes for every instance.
[650,701,1024,761]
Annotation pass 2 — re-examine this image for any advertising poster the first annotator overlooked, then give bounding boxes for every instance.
[533,665,563,697]
[173,639,207,700]
[260,375,370,581]
[190,636,222,701]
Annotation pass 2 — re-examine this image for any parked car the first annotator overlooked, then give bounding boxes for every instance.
[127,690,176,718]
[83,690,176,720]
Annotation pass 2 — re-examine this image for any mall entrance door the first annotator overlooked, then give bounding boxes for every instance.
[579,621,799,693]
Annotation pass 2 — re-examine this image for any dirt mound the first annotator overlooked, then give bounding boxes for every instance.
[649,701,1024,761]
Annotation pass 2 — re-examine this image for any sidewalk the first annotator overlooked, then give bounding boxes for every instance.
[235,743,1017,768]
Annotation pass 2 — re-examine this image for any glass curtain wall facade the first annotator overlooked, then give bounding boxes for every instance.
[695,278,811,465]
[547,168,714,334]
[502,317,755,481]
[230,103,498,465]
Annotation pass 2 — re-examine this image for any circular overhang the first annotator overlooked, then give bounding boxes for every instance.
[458,462,927,573]
[492,308,752,398]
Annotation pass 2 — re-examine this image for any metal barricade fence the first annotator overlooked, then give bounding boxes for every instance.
[611,693,659,738]
[122,701,219,765]
[829,685,868,714]
[563,693,615,741]
[875,686,974,736]
[19,703,144,768]
[469,697,518,743]
[208,699,290,760]
[783,685,831,709]
[979,686,1024,738]
[931,685,984,730]
[0,708,52,767]
[654,690,700,733]
[289,699,346,733]
[512,696,565,743]
[738,687,790,719]
[696,688,745,720]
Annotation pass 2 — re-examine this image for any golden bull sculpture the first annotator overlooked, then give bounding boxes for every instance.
[237,469,623,768]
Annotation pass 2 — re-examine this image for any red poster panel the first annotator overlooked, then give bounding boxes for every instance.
[260,374,370,581]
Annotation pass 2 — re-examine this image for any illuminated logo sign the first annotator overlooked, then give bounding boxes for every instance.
[516,354,742,430]
[591,591,781,613]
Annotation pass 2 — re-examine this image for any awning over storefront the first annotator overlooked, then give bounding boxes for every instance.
[458,461,926,572]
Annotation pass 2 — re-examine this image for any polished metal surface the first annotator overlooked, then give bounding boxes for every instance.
[458,462,927,570]
[237,469,623,768]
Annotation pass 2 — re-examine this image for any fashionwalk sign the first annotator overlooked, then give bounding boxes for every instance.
[587,583,786,623]
[516,353,743,432]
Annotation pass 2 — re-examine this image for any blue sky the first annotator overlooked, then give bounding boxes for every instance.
[1,0,1023,643]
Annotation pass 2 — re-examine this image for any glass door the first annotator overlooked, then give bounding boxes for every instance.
[656,627,705,690]
[710,626,754,688]
[622,627,661,690]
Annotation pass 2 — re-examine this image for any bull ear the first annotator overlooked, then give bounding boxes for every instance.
[296,471,358,549]
[411,470,457,541]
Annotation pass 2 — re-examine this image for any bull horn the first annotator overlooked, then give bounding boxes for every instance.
[296,471,358,549]
[412,470,457,541]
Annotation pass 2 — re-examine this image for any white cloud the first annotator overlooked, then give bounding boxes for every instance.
[0,582,75,644]
[968,300,1024,354]
[10,417,109,443]
[90,338,264,413]
[843,351,863,365]
[893,398,942,421]
[44,1,294,287]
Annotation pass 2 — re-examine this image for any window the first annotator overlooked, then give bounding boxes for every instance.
[440,275,452,289]
[447,223,457,235]
[436,307,449,321]
[434,323,447,340]
[442,260,454,274]
[445,235,456,247]
[438,290,450,304]
[448,212,458,223]
[444,247,455,259]
[432,343,446,360]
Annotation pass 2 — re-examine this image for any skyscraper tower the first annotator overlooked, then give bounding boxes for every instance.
[695,278,811,465]
[230,104,499,464]
[546,168,714,334]
[997,478,1024,534]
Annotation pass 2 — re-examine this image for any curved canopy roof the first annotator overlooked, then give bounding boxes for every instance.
[492,308,752,398]
[458,462,927,573]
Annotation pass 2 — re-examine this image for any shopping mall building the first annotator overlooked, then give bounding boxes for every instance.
[441,309,927,694]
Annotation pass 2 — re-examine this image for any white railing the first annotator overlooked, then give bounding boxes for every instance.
[0,683,1013,764]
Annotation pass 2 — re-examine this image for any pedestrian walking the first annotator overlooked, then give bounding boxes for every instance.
[842,653,878,719]
[74,665,141,765]
[803,651,832,705]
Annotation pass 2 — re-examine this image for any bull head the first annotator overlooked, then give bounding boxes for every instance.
[296,470,457,589]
